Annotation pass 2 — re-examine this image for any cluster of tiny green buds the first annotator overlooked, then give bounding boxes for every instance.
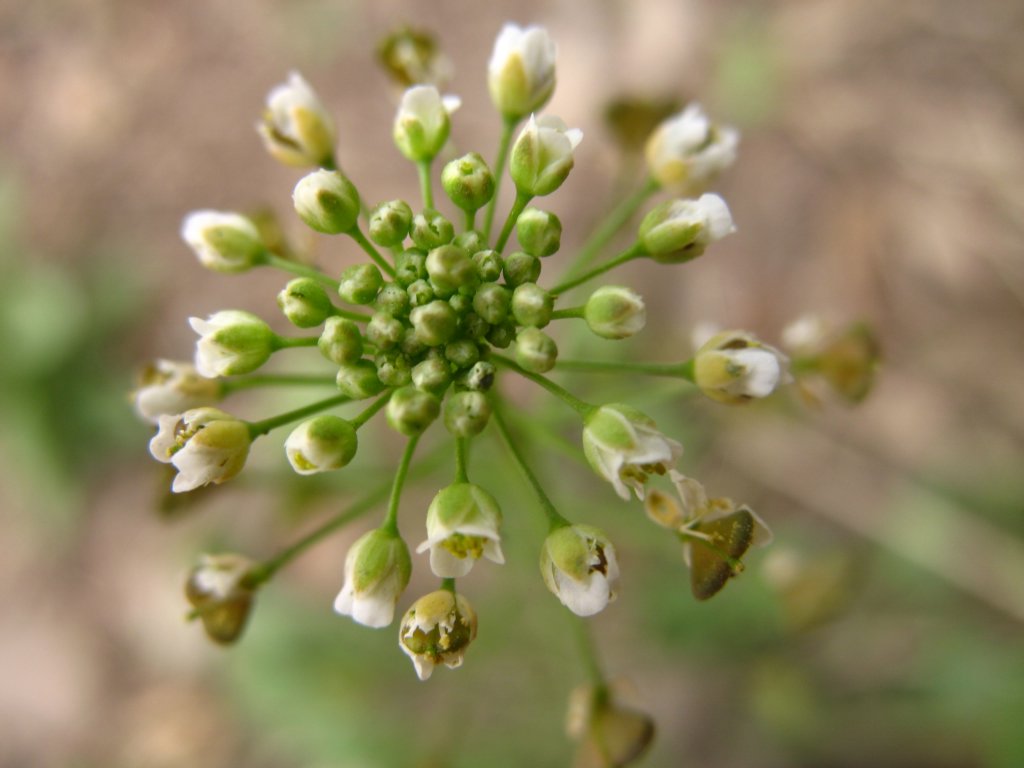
[185,553,257,644]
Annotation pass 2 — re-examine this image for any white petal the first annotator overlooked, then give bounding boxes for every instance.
[442,94,462,114]
[555,570,611,617]
[351,593,396,628]
[429,546,475,579]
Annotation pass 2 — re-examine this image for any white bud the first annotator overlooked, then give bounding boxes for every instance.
[645,103,739,193]
[257,71,336,168]
[393,85,461,163]
[181,211,265,273]
[487,23,557,120]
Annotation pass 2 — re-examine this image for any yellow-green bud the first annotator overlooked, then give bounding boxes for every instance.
[393,85,460,163]
[376,283,410,318]
[395,248,427,287]
[453,229,486,255]
[318,316,363,364]
[411,356,452,397]
[515,327,557,373]
[638,194,736,263]
[444,391,492,437]
[426,244,477,297]
[189,311,276,377]
[448,293,472,315]
[400,327,428,358]
[462,312,490,341]
[368,199,414,247]
[407,279,435,308]
[366,311,405,350]
[516,207,562,257]
[445,339,480,370]
[583,285,646,340]
[386,385,441,436]
[410,300,458,347]
[375,350,413,388]
[473,249,504,283]
[277,277,333,328]
[185,553,256,645]
[473,282,511,324]
[285,414,357,475]
[442,152,495,213]
[292,169,360,234]
[511,282,553,327]
[487,24,556,121]
[503,251,541,288]
[336,359,385,399]
[411,209,455,250]
[487,321,516,349]
[509,115,583,197]
[338,263,383,305]
[398,589,477,680]
[181,211,266,274]
[460,360,496,392]
[334,528,412,628]
[258,72,335,168]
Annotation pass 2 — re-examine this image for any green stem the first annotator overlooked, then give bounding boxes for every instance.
[491,403,570,530]
[454,436,470,483]
[246,393,351,438]
[483,117,517,242]
[219,373,337,395]
[570,614,607,690]
[491,354,595,417]
[261,253,337,288]
[550,306,585,321]
[550,243,646,296]
[557,358,696,381]
[564,176,659,278]
[464,209,476,233]
[329,305,373,323]
[494,190,532,253]
[348,227,396,278]
[350,390,392,429]
[441,577,457,593]
[272,335,320,350]
[382,433,420,535]
[417,160,434,210]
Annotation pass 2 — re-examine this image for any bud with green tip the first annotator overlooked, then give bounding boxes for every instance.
[444,390,492,437]
[411,357,452,397]
[417,483,504,577]
[583,286,646,340]
[426,244,477,297]
[540,524,619,616]
[393,85,461,163]
[149,408,252,493]
[181,211,266,274]
[515,327,557,373]
[368,199,413,247]
[487,23,557,120]
[257,71,336,168]
[399,588,477,680]
[292,169,360,234]
[510,115,583,197]
[185,553,256,645]
[516,207,561,257]
[285,414,357,475]
[693,330,789,405]
[411,208,455,250]
[395,249,428,286]
[189,310,276,377]
[318,316,363,364]
[334,528,412,628]
[337,263,383,305]
[441,152,495,213]
[410,300,458,347]
[638,194,735,263]
[511,282,553,327]
[386,385,441,435]
[503,251,541,287]
[336,359,385,399]
[366,311,405,350]
[473,282,511,325]
[473,249,503,282]
[453,229,486,255]
[278,277,333,328]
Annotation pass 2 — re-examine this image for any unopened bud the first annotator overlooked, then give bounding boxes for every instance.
[338,263,384,305]
[503,251,541,288]
[336,359,385,399]
[473,282,511,325]
[516,207,561,257]
[181,211,266,274]
[411,356,452,397]
[584,286,646,340]
[444,390,492,437]
[511,282,553,328]
[318,316,363,364]
[278,277,333,328]
[473,249,504,283]
[292,169,360,234]
[411,209,455,250]
[393,85,460,163]
[386,385,441,435]
[453,229,486,255]
[515,327,557,373]
[395,249,427,287]
[366,311,405,350]
[410,300,458,347]
[445,339,480,370]
[426,244,477,297]
[510,115,583,197]
[285,414,357,474]
[376,283,410,318]
[442,152,495,214]
[638,194,735,263]
[369,199,414,247]
[189,311,276,377]
[185,553,256,645]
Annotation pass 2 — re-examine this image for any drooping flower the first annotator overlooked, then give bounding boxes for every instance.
[645,103,739,193]
[416,483,504,578]
[693,329,790,404]
[189,310,277,378]
[487,23,557,120]
[540,524,620,616]
[149,407,251,493]
[133,359,222,423]
[582,404,681,500]
[333,528,412,628]
[185,553,256,645]
[257,71,336,168]
[398,589,477,680]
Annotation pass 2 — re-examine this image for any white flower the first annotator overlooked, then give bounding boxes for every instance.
[180,210,265,273]
[257,71,336,167]
[189,310,276,378]
[488,23,557,120]
[638,194,736,262]
[693,329,791,404]
[540,524,620,617]
[645,103,739,192]
[149,407,251,493]
[509,114,583,197]
[399,589,477,680]
[392,85,461,162]
[284,415,358,475]
[416,483,504,578]
[133,359,221,423]
[333,528,411,628]
[582,403,682,501]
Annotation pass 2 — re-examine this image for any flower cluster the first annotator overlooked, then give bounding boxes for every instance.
[135,21,875,762]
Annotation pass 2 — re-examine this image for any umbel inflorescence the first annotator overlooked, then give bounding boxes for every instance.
[137,22,878,764]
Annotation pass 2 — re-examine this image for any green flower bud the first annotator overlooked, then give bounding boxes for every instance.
[583,285,646,340]
[637,194,735,263]
[285,414,358,475]
[460,360,496,391]
[395,248,427,287]
[189,311,276,377]
[181,211,266,274]
[185,553,256,645]
[444,391,492,438]
[487,321,516,349]
[471,282,510,325]
[292,169,360,234]
[386,385,441,436]
[511,282,553,328]
[503,251,541,288]
[515,327,557,373]
[407,279,435,308]
[277,277,332,328]
[441,152,495,213]
[449,293,472,315]
[366,311,405,350]
[334,527,412,628]
[453,229,486,255]
[319,316,363,364]
[376,283,410,318]
[516,207,561,257]
[411,208,454,250]
[509,115,583,197]
[375,351,413,387]
[338,263,383,305]
[368,199,413,247]
[473,249,504,283]
[400,327,428,358]
[426,244,477,297]
[445,339,480,370]
[462,312,490,341]
[410,300,458,347]
[393,85,460,163]
[336,359,385,399]
[411,356,452,397]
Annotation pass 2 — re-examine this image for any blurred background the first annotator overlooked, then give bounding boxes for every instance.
[2,0,1023,766]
